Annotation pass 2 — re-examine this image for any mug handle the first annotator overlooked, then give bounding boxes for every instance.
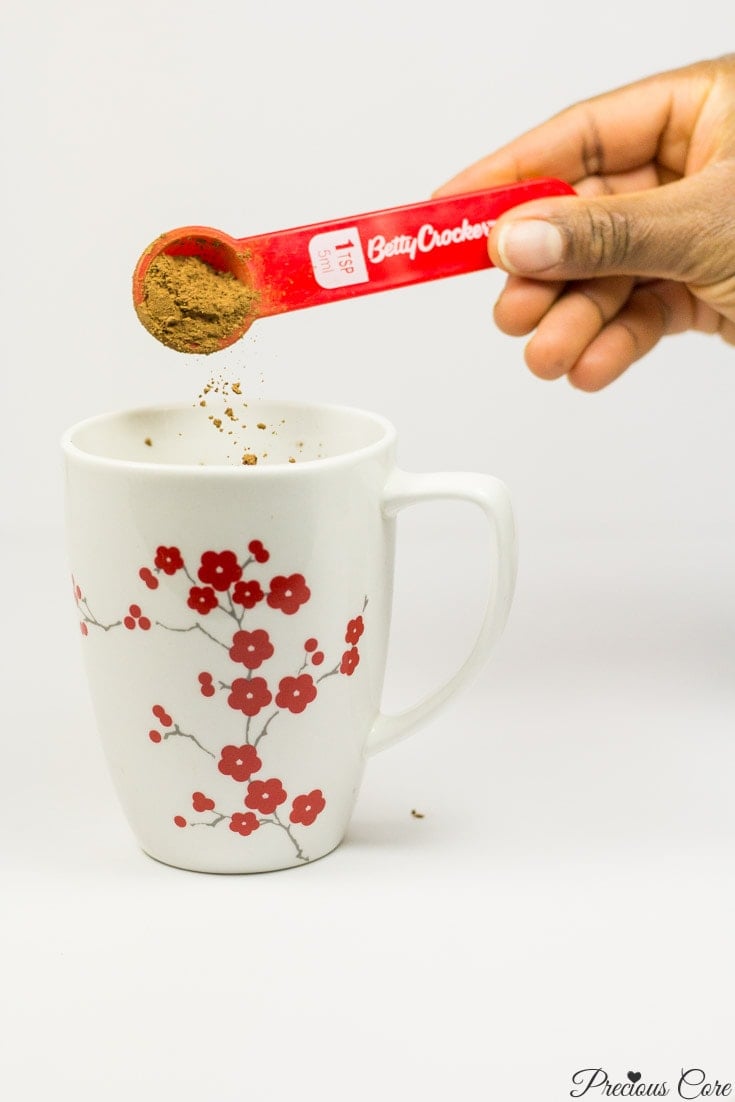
[366,469,518,756]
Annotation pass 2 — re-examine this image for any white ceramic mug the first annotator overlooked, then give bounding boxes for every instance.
[62,399,517,873]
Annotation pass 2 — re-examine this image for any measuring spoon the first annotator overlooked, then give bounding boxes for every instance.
[133,177,573,352]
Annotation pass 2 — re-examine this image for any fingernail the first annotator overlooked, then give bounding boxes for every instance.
[497,220,564,273]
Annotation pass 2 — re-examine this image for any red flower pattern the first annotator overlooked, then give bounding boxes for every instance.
[232,579,264,609]
[198,671,215,697]
[124,603,151,631]
[340,647,360,676]
[345,615,364,645]
[229,629,274,670]
[227,676,272,717]
[276,673,317,714]
[155,546,184,575]
[218,743,262,782]
[187,586,218,615]
[304,638,324,664]
[77,544,369,862]
[290,790,326,826]
[245,778,288,815]
[230,811,260,836]
[248,540,270,564]
[198,550,242,592]
[192,791,215,813]
[267,574,311,615]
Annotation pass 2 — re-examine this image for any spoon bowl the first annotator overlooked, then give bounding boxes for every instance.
[133,226,257,349]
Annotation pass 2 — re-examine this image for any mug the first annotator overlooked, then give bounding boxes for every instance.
[62,399,517,873]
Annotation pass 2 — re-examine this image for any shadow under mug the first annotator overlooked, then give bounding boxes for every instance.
[62,399,517,873]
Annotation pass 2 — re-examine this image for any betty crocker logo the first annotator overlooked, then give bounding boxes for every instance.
[367,216,494,264]
[72,538,368,865]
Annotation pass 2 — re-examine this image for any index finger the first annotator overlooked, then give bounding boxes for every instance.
[434,61,714,195]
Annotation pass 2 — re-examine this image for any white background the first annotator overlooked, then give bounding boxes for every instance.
[2,2,734,1099]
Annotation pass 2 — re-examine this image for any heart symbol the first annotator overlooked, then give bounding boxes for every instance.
[192,791,216,813]
[628,1073,642,1084]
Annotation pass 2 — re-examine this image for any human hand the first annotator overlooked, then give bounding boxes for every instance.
[435,55,735,390]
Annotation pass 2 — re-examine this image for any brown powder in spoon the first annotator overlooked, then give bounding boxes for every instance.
[136,253,259,354]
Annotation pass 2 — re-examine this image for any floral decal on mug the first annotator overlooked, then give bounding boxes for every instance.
[72,539,367,864]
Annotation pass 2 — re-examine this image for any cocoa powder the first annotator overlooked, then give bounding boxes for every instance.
[136,253,259,354]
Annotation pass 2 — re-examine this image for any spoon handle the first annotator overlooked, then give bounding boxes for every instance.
[239,178,573,317]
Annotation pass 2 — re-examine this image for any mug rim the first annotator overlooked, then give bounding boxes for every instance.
[61,398,397,475]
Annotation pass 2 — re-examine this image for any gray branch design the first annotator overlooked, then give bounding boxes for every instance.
[163,724,216,759]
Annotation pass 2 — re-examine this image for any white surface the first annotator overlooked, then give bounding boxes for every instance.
[4,526,735,1099]
[3,0,735,1096]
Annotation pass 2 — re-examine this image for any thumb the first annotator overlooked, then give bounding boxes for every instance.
[489,169,734,285]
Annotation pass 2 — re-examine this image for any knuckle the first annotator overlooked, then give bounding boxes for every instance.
[568,204,633,272]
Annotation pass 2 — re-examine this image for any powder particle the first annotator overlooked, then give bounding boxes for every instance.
[256,422,267,430]
[144,437,152,447]
[231,382,242,395]
[242,453,258,466]
[136,253,259,355]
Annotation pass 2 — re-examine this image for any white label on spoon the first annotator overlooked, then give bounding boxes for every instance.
[309,228,369,289]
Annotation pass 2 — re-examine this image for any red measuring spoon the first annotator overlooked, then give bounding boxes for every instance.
[133,177,574,351]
